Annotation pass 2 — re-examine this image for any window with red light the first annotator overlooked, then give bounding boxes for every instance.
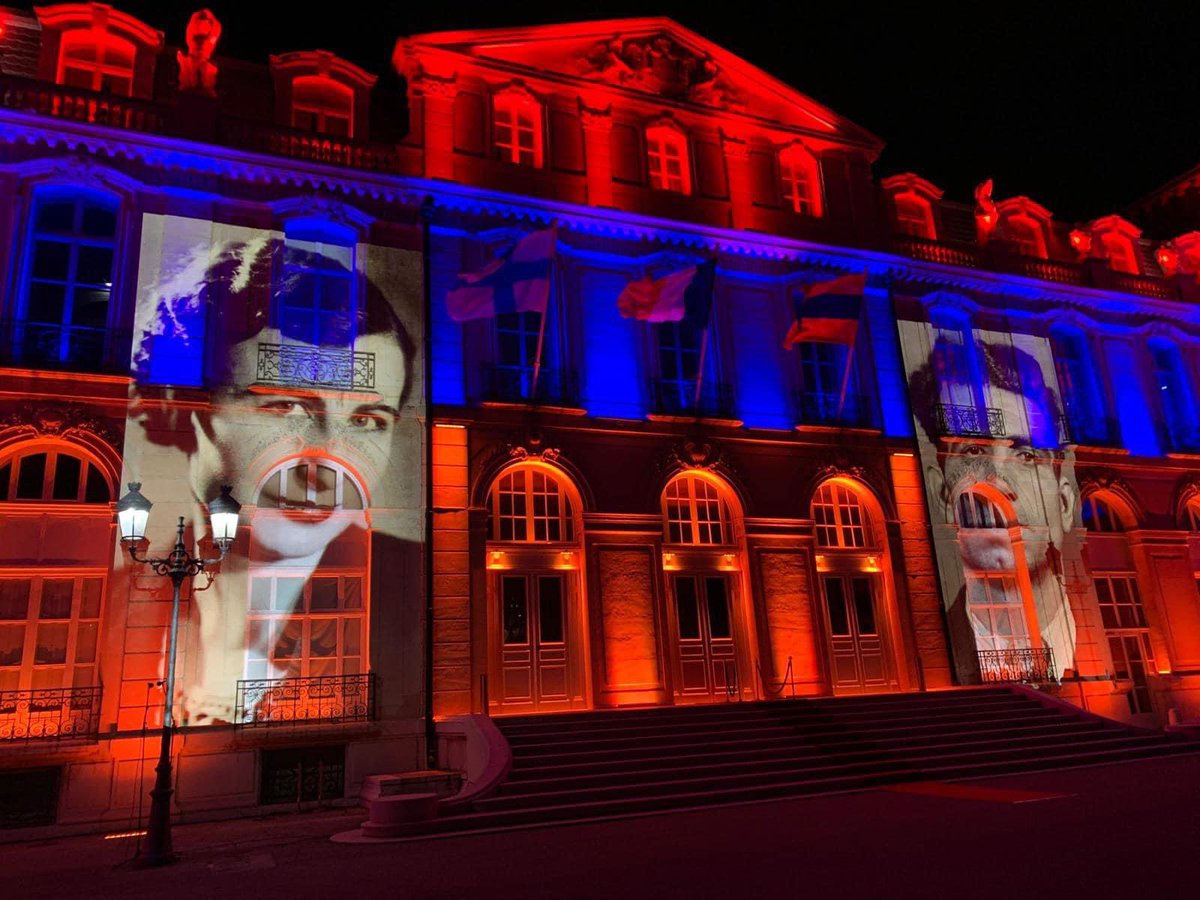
[1081,495,1127,533]
[490,467,576,543]
[0,446,111,503]
[291,76,354,138]
[1004,216,1046,259]
[646,127,690,194]
[663,475,731,545]
[892,195,935,239]
[1100,233,1140,275]
[493,93,543,167]
[56,30,135,95]
[812,482,871,548]
[0,575,104,692]
[778,146,820,216]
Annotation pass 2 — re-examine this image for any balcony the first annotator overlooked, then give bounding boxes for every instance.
[0,320,131,376]
[932,403,1005,438]
[481,364,580,407]
[0,75,405,174]
[234,673,374,728]
[650,379,736,420]
[255,343,375,392]
[977,647,1057,685]
[0,686,103,742]
[795,390,874,429]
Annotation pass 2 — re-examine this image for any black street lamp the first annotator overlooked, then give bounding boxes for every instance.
[115,482,241,868]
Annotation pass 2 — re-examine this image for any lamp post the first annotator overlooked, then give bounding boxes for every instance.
[116,482,241,868]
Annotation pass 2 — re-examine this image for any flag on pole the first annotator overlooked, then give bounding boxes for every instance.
[445,226,557,323]
[617,259,716,329]
[783,273,865,349]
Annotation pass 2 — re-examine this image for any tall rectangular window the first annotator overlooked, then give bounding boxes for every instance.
[277,222,357,348]
[1094,574,1156,714]
[246,575,364,679]
[18,191,118,369]
[647,128,690,194]
[798,342,860,424]
[493,94,542,167]
[291,76,354,138]
[0,576,103,692]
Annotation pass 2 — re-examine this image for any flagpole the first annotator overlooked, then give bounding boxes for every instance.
[835,342,855,422]
[692,326,710,412]
[528,225,557,402]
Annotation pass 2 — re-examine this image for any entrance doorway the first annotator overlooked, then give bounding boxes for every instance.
[672,574,737,701]
[497,574,569,710]
[821,573,890,693]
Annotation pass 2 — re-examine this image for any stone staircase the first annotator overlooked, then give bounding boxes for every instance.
[419,687,1196,835]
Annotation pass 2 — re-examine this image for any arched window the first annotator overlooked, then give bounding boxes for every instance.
[57,28,135,95]
[291,75,354,137]
[276,218,358,348]
[255,459,365,511]
[892,194,934,239]
[492,91,543,167]
[956,489,1009,529]
[1004,216,1047,259]
[646,125,690,194]
[1081,495,1127,533]
[0,446,110,503]
[663,474,731,545]
[778,144,821,216]
[490,466,576,542]
[812,481,871,549]
[1100,232,1140,275]
[18,188,119,368]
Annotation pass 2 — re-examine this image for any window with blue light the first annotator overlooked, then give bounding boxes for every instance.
[654,318,720,416]
[1148,340,1200,453]
[276,219,357,347]
[490,301,566,404]
[796,341,864,426]
[17,189,118,370]
[1050,326,1112,446]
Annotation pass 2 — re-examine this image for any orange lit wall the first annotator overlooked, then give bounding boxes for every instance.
[889,453,953,687]
[432,423,472,717]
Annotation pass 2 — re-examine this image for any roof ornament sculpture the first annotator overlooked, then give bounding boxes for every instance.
[579,34,743,109]
[177,9,221,96]
[974,178,998,243]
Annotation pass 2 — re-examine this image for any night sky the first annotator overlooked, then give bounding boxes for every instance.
[111,1,1200,222]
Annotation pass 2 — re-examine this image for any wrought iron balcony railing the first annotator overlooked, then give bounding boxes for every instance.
[217,118,404,173]
[650,379,736,419]
[234,673,374,728]
[481,363,580,407]
[0,74,164,132]
[933,402,1005,438]
[0,686,103,742]
[1,320,131,376]
[977,647,1057,685]
[255,342,375,391]
[795,390,874,428]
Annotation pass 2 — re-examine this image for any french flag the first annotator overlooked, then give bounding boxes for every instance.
[445,227,557,323]
[783,273,865,349]
[617,260,716,329]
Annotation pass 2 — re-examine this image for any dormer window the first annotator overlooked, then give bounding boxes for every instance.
[778,144,822,216]
[646,125,690,194]
[492,90,543,167]
[270,51,377,142]
[1006,216,1046,259]
[35,4,163,100]
[882,174,942,240]
[58,29,134,94]
[1089,216,1143,276]
[291,76,354,138]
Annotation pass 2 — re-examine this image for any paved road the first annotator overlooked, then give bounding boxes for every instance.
[5,754,1199,900]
